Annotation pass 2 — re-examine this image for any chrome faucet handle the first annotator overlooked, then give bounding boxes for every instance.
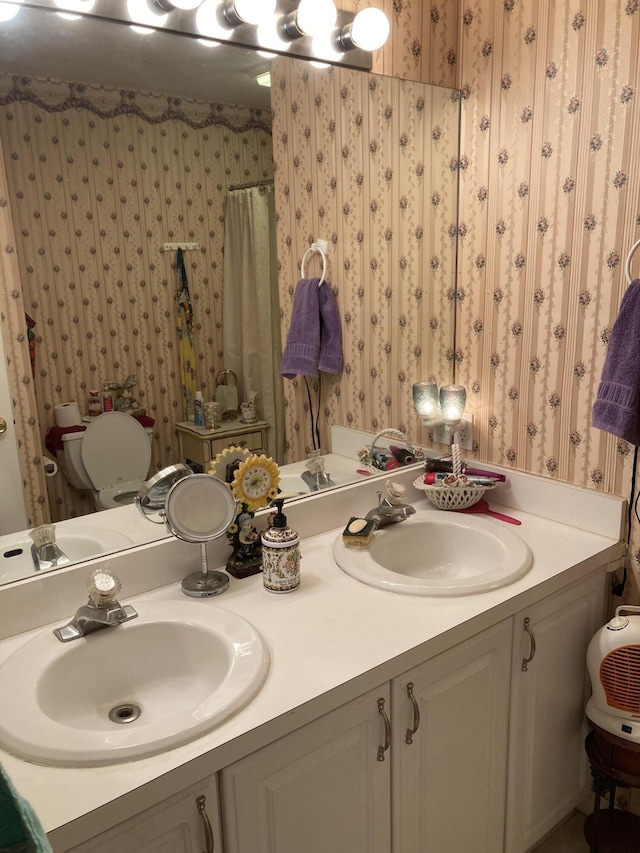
[385,481,410,505]
[53,569,137,642]
[87,569,122,607]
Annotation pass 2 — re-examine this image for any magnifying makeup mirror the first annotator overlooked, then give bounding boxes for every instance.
[164,474,237,598]
[135,463,193,524]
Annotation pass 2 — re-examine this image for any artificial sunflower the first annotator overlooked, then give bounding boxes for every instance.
[231,454,280,513]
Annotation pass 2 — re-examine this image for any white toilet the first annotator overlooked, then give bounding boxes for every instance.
[57,412,153,510]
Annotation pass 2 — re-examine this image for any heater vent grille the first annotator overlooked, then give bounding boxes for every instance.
[600,645,640,713]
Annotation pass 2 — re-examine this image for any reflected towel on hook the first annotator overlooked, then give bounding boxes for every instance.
[318,279,342,374]
[281,278,343,379]
[592,279,640,445]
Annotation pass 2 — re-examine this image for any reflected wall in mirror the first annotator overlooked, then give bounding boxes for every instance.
[0,3,460,585]
[0,9,279,529]
[272,58,460,462]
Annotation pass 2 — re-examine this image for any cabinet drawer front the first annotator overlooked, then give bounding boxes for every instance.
[63,778,221,853]
[505,569,606,853]
[211,431,264,455]
[391,620,512,853]
[179,431,211,465]
[221,685,391,853]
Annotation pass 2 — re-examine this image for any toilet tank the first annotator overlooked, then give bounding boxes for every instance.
[58,431,93,490]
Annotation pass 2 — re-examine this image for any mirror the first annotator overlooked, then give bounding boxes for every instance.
[0,4,460,584]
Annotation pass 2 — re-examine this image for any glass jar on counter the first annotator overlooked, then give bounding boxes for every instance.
[87,390,102,416]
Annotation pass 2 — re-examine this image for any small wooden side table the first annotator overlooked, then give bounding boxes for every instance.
[584,725,640,852]
[175,419,269,472]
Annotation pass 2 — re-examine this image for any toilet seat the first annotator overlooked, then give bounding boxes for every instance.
[95,483,148,510]
[81,412,152,503]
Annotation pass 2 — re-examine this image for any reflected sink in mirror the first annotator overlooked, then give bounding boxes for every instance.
[277,452,376,496]
[0,527,134,585]
[332,510,533,596]
[0,601,269,766]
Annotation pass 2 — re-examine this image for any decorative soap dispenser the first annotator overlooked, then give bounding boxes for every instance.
[261,498,300,593]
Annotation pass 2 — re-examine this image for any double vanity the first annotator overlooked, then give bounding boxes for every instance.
[0,460,625,853]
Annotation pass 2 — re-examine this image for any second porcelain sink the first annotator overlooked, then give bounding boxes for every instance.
[0,601,269,766]
[333,510,533,596]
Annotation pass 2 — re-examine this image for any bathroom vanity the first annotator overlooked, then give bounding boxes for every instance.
[0,466,625,853]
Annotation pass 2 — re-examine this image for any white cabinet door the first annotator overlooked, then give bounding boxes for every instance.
[220,685,391,853]
[505,570,606,853]
[63,777,222,853]
[391,620,512,853]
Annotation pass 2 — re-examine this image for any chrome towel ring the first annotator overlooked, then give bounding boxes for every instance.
[300,239,328,287]
[625,237,640,284]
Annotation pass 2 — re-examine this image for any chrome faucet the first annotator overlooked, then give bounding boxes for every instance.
[365,483,416,528]
[301,469,335,491]
[28,524,70,572]
[301,451,335,491]
[53,569,138,642]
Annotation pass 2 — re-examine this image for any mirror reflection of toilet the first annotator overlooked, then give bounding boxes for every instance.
[57,412,153,510]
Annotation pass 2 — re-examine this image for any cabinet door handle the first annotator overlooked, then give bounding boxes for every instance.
[521,617,537,672]
[196,795,215,852]
[405,682,421,744]
[377,697,391,762]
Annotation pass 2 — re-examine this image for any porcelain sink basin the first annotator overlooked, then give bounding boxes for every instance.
[0,601,269,766]
[0,527,134,584]
[333,510,533,596]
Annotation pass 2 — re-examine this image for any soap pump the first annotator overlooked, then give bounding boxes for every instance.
[261,498,300,593]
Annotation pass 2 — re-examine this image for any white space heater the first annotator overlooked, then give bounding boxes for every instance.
[586,605,640,744]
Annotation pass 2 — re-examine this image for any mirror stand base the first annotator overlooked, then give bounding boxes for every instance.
[181,570,230,598]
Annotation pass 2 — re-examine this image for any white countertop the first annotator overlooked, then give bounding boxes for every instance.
[0,473,625,850]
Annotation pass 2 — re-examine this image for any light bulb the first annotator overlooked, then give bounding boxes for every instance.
[0,1,22,22]
[130,24,156,33]
[127,0,168,27]
[256,16,288,51]
[195,0,230,39]
[224,0,275,26]
[297,0,336,36]
[164,0,203,8]
[312,32,343,62]
[439,384,467,426]
[412,381,439,424]
[342,7,389,51]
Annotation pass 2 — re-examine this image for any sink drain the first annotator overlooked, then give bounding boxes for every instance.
[108,703,142,724]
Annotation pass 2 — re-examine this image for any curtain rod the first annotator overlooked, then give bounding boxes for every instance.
[227,179,274,192]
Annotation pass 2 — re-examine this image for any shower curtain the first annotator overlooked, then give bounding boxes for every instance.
[223,185,285,464]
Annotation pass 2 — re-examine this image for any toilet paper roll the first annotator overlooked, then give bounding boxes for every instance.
[43,455,58,477]
[54,401,82,427]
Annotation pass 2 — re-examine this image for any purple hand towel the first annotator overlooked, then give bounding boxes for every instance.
[318,280,343,374]
[281,278,343,379]
[592,279,640,445]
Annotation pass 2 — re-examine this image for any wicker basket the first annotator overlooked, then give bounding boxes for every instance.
[361,428,424,472]
[412,475,497,511]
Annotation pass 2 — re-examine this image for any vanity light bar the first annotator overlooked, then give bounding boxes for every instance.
[16,0,379,71]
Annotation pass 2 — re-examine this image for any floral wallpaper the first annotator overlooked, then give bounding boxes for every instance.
[454,0,640,600]
[0,75,272,523]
